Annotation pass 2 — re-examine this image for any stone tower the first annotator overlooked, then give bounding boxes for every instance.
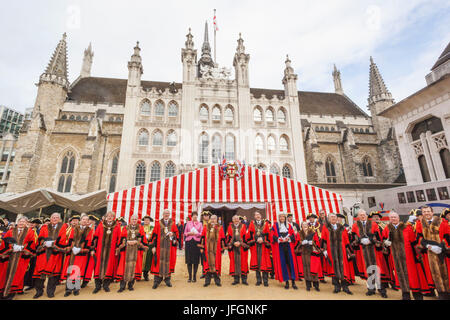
[80,42,94,78]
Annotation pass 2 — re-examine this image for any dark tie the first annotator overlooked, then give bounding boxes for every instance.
[428,220,432,225]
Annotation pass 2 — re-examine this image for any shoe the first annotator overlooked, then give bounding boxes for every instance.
[64,291,71,297]
[188,278,192,283]
[93,287,101,294]
[47,293,55,298]
[320,280,326,283]
[313,282,320,292]
[81,281,88,288]
[164,278,172,287]
[343,287,353,295]
[306,286,311,291]
[263,282,269,287]
[366,290,375,296]
[256,280,261,286]
[284,281,289,289]
[118,287,125,293]
[152,283,158,289]
[33,291,43,299]
[292,281,298,290]
[73,290,79,296]
[333,286,340,294]
[24,286,34,292]
[381,292,388,298]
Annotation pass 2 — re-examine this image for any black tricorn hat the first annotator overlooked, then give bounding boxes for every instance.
[88,214,99,221]
[287,213,293,217]
[336,213,346,219]
[69,215,80,222]
[43,218,50,223]
[441,208,450,218]
[412,209,422,217]
[306,213,318,219]
[142,215,154,222]
[201,211,212,216]
[369,211,382,219]
[31,218,42,224]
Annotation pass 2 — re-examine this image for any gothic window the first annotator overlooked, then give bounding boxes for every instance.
[439,149,450,179]
[154,100,165,116]
[365,128,369,133]
[280,136,289,151]
[418,155,431,182]
[152,130,163,146]
[212,106,221,121]
[150,161,161,182]
[82,115,88,121]
[109,154,119,193]
[61,114,67,120]
[138,129,149,146]
[168,101,178,117]
[320,126,324,131]
[325,156,337,183]
[69,115,75,120]
[76,115,81,121]
[200,105,209,121]
[225,106,234,122]
[362,156,374,177]
[265,108,274,122]
[257,163,266,171]
[58,151,75,193]
[282,164,291,178]
[277,109,286,123]
[135,161,146,186]
[411,116,444,141]
[325,126,329,131]
[253,107,262,122]
[225,135,235,160]
[360,128,364,133]
[255,135,264,151]
[165,161,176,178]
[270,164,279,175]
[167,130,177,146]
[268,136,276,151]
[199,133,209,164]
[211,134,222,164]
[141,100,151,115]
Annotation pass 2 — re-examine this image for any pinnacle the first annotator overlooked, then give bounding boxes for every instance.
[44,33,68,81]
[368,56,392,101]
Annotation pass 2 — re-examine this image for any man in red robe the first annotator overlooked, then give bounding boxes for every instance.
[321,213,353,295]
[440,208,450,289]
[246,211,271,286]
[0,217,36,299]
[92,211,122,293]
[61,214,94,297]
[199,214,225,287]
[116,214,147,292]
[150,209,179,289]
[32,212,68,299]
[227,214,249,285]
[351,209,388,298]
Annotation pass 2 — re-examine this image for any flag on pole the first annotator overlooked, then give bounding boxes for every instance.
[213,9,218,31]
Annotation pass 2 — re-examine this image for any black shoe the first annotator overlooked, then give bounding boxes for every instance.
[333,286,341,293]
[93,287,101,294]
[128,286,134,291]
[81,281,88,288]
[263,282,269,287]
[93,279,102,294]
[64,291,71,297]
[380,291,388,298]
[118,287,125,293]
[24,286,34,292]
[256,280,262,286]
[164,278,172,287]
[33,291,43,299]
[313,282,320,292]
[152,283,159,289]
[402,292,412,300]
[343,287,353,295]
[284,281,289,289]
[73,290,80,296]
[412,292,423,300]
[366,289,375,296]
[118,281,126,293]
[306,286,311,291]
[242,277,248,286]
[232,277,239,285]
[47,293,55,298]
[306,281,312,291]
[143,272,149,282]
[292,281,298,290]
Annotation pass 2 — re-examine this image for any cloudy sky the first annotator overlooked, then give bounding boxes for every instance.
[0,0,449,113]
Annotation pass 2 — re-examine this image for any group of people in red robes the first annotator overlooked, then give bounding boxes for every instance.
[0,206,448,300]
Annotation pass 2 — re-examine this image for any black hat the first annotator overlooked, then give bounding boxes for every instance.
[441,208,450,218]
[306,213,318,219]
[287,213,293,217]
[44,218,50,223]
[413,209,422,217]
[201,211,211,217]
[143,215,154,222]
[336,213,346,219]
[31,218,42,224]
[69,215,80,222]
[369,211,382,219]
[117,216,124,222]
[88,214,99,221]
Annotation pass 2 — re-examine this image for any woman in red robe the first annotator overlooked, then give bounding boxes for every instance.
[199,214,225,287]
[270,213,298,289]
[0,217,36,299]
[92,211,122,293]
[226,215,249,285]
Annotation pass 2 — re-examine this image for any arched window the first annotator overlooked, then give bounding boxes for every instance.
[138,129,149,146]
[280,136,289,151]
[76,115,81,121]
[255,135,264,151]
[325,126,329,131]
[277,109,286,123]
[109,153,119,193]
[154,100,165,116]
[225,107,234,122]
[440,149,450,179]
[418,155,431,182]
[141,100,151,115]
[265,108,274,122]
[212,106,221,121]
[411,116,444,141]
[360,128,364,133]
[199,133,209,164]
[268,136,276,151]
[57,150,75,193]
[325,156,337,183]
[270,164,279,175]
[165,161,176,178]
[150,161,161,182]
[135,161,146,186]
[168,101,178,117]
[257,163,266,171]
[320,126,324,131]
[225,135,235,160]
[211,135,222,164]
[82,115,88,121]
[253,107,262,122]
[61,114,67,120]
[152,130,163,146]
[362,156,374,177]
[167,130,177,146]
[365,128,369,133]
[69,115,75,120]
[200,105,209,121]
[282,164,291,178]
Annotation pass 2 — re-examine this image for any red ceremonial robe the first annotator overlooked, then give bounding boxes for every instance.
[60,226,95,281]
[270,222,298,282]
[93,220,122,280]
[116,224,147,281]
[246,220,272,272]
[226,223,249,276]
[33,222,68,278]
[440,219,450,288]
[200,223,225,275]
[0,228,36,296]
[150,219,179,277]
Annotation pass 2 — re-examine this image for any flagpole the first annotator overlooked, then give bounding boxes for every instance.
[214,8,217,65]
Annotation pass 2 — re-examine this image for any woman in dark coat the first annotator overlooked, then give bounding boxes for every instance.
[183,212,203,282]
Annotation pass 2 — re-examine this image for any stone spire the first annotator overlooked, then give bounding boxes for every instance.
[201,21,212,58]
[332,64,343,95]
[368,56,393,105]
[39,32,69,89]
[80,42,94,78]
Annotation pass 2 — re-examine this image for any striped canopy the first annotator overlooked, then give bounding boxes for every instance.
[107,164,343,223]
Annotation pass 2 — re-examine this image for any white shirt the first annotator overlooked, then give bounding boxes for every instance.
[331,224,337,230]
[279,223,288,233]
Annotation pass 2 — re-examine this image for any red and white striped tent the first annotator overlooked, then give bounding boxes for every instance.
[107,164,343,223]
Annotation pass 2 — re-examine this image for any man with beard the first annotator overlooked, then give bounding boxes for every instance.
[382,211,427,300]
[141,215,154,282]
[0,217,36,300]
[150,209,179,289]
[246,211,271,287]
[321,213,353,295]
[116,214,147,292]
[92,211,122,294]
[351,209,388,298]
[33,212,68,299]
[61,214,94,297]
[199,214,225,287]
[415,205,449,300]
[227,214,249,285]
